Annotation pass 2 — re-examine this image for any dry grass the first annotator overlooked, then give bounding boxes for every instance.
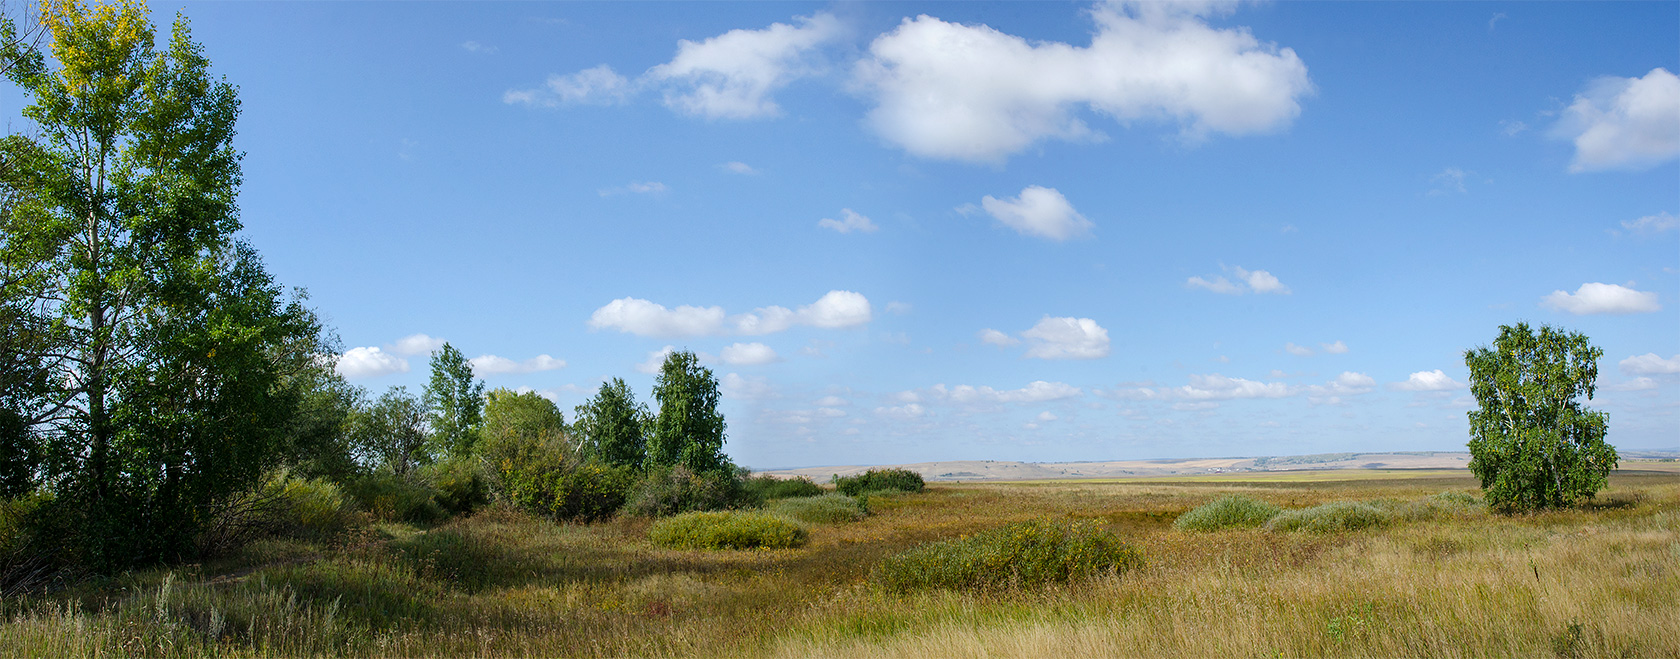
[1,470,1675,658]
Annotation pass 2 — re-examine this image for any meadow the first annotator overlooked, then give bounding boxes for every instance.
[1,465,1675,658]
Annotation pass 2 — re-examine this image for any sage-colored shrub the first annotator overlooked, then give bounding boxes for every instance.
[1173,494,1282,531]
[1265,501,1390,533]
[743,474,823,502]
[833,468,924,496]
[649,511,808,550]
[766,493,865,524]
[874,519,1142,592]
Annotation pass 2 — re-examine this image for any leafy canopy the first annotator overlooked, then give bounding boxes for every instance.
[647,350,729,475]
[424,343,484,459]
[572,377,647,469]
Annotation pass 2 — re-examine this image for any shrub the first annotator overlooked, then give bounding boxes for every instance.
[537,462,637,522]
[649,511,808,550]
[1173,494,1282,531]
[873,519,1142,592]
[343,473,447,524]
[426,458,491,517]
[623,466,748,518]
[744,474,823,502]
[258,473,363,541]
[833,468,925,496]
[1265,501,1390,533]
[767,493,866,524]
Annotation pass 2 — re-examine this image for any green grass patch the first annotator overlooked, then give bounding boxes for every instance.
[649,511,809,550]
[834,468,925,496]
[873,519,1142,592]
[1265,501,1390,533]
[744,474,824,501]
[765,493,866,524]
[1173,494,1282,531]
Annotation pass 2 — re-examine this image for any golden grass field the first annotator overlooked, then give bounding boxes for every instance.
[2,464,1676,658]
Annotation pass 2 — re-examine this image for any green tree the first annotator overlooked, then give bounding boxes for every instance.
[353,386,431,477]
[423,342,483,459]
[483,388,565,448]
[1465,323,1617,510]
[647,351,729,474]
[572,377,648,469]
[0,0,325,567]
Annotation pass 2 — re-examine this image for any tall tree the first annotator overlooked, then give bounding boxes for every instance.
[423,342,483,459]
[353,386,430,477]
[647,351,729,474]
[483,388,564,446]
[572,377,647,468]
[1465,323,1617,510]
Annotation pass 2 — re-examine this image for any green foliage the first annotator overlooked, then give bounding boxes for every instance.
[766,493,866,524]
[1264,501,1390,533]
[424,343,485,460]
[479,401,632,522]
[1465,323,1617,510]
[483,388,565,452]
[352,387,432,477]
[623,465,748,518]
[745,474,824,501]
[1173,494,1282,531]
[649,511,809,550]
[647,351,730,475]
[342,472,446,524]
[279,364,365,482]
[873,520,1142,592]
[571,378,648,469]
[833,468,925,496]
[425,458,490,517]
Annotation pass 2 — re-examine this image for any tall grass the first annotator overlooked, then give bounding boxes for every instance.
[873,520,1143,592]
[649,511,810,550]
[1173,494,1281,531]
[766,493,866,525]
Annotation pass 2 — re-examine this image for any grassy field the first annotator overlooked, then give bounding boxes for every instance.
[2,467,1676,658]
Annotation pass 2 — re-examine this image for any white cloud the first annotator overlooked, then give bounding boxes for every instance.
[1321,340,1349,354]
[719,342,780,365]
[1186,275,1242,295]
[598,181,668,197]
[978,328,1020,347]
[1021,316,1110,360]
[1284,342,1313,357]
[1187,264,1289,295]
[1036,411,1058,422]
[461,40,497,55]
[722,161,758,174]
[1553,68,1680,172]
[646,13,842,119]
[635,346,678,374]
[885,301,912,314]
[721,372,777,400]
[1429,167,1468,195]
[470,354,567,375]
[817,209,879,234]
[1389,369,1465,392]
[875,403,926,419]
[1605,377,1659,392]
[1233,266,1289,294]
[591,290,872,337]
[815,395,848,407]
[1174,373,1291,400]
[1540,282,1660,315]
[1622,212,1677,235]
[335,347,409,379]
[968,186,1093,241]
[1620,353,1680,375]
[853,4,1311,162]
[504,64,632,106]
[1310,372,1375,397]
[387,333,446,356]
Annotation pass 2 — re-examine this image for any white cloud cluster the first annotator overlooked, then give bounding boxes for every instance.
[590,290,872,338]
[719,342,780,365]
[853,4,1311,162]
[1321,340,1349,354]
[977,328,1020,347]
[1305,371,1376,404]
[1554,68,1680,172]
[1620,353,1680,376]
[1622,212,1677,235]
[334,346,410,379]
[1187,265,1290,295]
[503,65,633,107]
[635,345,678,374]
[1389,369,1465,392]
[1284,342,1313,357]
[469,354,567,375]
[1540,282,1660,315]
[964,186,1093,241]
[388,333,446,356]
[1173,373,1291,401]
[1021,316,1110,360]
[721,372,777,400]
[928,380,1082,405]
[817,209,879,234]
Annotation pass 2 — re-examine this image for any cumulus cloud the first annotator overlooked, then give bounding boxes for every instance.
[388,333,446,356]
[1321,340,1349,354]
[961,186,1093,241]
[852,4,1312,162]
[1284,342,1313,357]
[937,380,1082,405]
[1021,316,1110,360]
[335,347,409,379]
[1187,264,1289,294]
[470,354,567,375]
[504,64,632,106]
[1185,275,1242,294]
[1036,411,1058,422]
[1605,377,1659,392]
[1622,212,1677,235]
[1389,369,1465,392]
[875,403,926,420]
[1620,353,1680,375]
[1307,372,1376,403]
[1553,68,1680,172]
[645,13,842,119]
[635,346,678,374]
[978,328,1020,347]
[719,342,780,365]
[817,209,879,234]
[1173,373,1291,400]
[1540,282,1660,315]
[721,372,777,400]
[590,290,872,337]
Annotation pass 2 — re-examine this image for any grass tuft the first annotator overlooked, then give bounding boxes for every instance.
[649,511,810,550]
[1173,494,1282,531]
[1265,501,1390,533]
[873,519,1142,592]
[766,493,866,525]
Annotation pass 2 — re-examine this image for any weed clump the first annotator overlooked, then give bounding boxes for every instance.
[1173,495,1281,531]
[744,474,824,501]
[766,493,865,524]
[873,519,1141,592]
[1265,501,1389,533]
[833,468,924,496]
[649,511,809,550]
[624,466,749,518]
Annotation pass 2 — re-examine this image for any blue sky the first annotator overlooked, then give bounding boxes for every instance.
[26,1,1678,468]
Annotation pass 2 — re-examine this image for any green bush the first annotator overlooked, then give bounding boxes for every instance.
[1173,494,1282,531]
[258,472,363,541]
[766,493,866,524]
[1265,501,1390,533]
[623,466,748,517]
[426,458,491,517]
[649,511,809,550]
[874,519,1142,592]
[343,473,447,524]
[743,474,823,502]
[833,468,925,496]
